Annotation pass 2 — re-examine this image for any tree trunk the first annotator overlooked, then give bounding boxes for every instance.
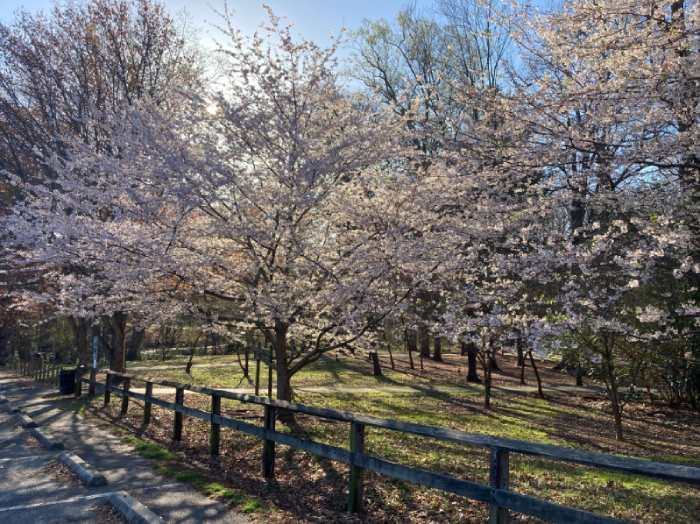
[516,337,524,368]
[371,351,383,376]
[418,325,430,358]
[603,352,624,441]
[108,312,128,373]
[483,351,493,409]
[387,343,395,370]
[406,329,416,370]
[432,337,443,362]
[576,365,584,387]
[529,350,544,399]
[464,342,481,383]
[273,322,293,402]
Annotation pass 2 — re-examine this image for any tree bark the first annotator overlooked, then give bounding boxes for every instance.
[463,342,481,383]
[432,337,443,362]
[516,337,524,368]
[108,312,128,373]
[371,351,383,376]
[483,351,493,409]
[603,349,624,441]
[273,322,293,402]
[418,325,430,358]
[528,350,544,399]
[406,329,416,370]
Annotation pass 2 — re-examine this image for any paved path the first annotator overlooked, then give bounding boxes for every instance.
[0,371,248,524]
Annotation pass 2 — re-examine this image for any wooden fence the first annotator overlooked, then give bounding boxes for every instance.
[11,357,63,387]
[64,366,700,524]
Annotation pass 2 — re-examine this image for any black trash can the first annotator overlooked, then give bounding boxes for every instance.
[59,369,75,395]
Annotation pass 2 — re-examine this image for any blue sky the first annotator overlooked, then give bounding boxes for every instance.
[0,0,436,48]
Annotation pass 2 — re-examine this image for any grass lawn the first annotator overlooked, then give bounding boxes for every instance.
[124,351,593,392]
[49,373,700,524]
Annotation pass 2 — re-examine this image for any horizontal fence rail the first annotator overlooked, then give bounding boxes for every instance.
[73,366,700,524]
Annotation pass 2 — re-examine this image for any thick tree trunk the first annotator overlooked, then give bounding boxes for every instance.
[432,337,443,362]
[108,312,128,373]
[516,337,524,368]
[273,322,293,402]
[370,351,383,376]
[418,325,430,358]
[576,365,584,387]
[463,342,481,383]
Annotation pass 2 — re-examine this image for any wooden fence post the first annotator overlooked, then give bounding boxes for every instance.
[88,369,96,398]
[75,367,82,397]
[143,382,153,425]
[348,422,365,513]
[210,394,221,456]
[104,374,111,406]
[121,377,130,414]
[255,358,261,396]
[489,449,510,524]
[173,387,184,441]
[267,365,273,398]
[262,405,276,479]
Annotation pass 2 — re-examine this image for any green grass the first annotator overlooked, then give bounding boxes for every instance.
[203,483,250,506]
[122,435,176,460]
[126,355,450,391]
[176,471,203,482]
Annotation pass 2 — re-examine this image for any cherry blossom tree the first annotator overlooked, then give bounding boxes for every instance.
[5,6,416,399]
[0,0,205,370]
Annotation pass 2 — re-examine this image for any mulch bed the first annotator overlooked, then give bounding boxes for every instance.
[93,504,128,524]
[21,432,45,450]
[42,459,82,488]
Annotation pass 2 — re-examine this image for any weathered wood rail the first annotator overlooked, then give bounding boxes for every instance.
[73,366,699,524]
[12,357,63,387]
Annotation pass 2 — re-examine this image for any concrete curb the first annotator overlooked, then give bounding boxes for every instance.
[0,394,7,404]
[108,491,167,524]
[14,412,38,428]
[58,452,108,487]
[4,401,19,414]
[30,428,65,450]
